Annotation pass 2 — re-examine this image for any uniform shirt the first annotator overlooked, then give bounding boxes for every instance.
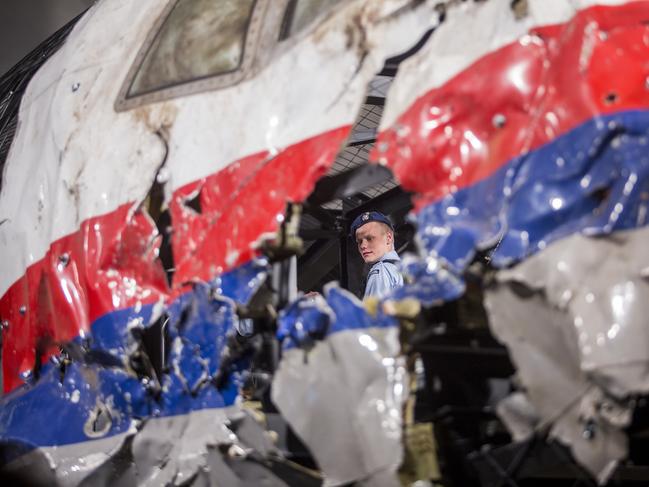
[363,250,404,299]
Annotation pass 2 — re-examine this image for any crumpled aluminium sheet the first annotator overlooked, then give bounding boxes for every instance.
[5,0,649,485]
[486,225,649,483]
[0,268,263,486]
[374,0,649,303]
[371,0,649,481]
[0,0,439,392]
[272,285,407,487]
[0,0,441,484]
[0,260,318,487]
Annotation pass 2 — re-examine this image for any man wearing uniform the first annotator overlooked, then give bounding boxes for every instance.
[350,211,404,299]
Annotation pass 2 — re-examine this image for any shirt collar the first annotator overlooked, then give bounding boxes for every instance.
[377,250,400,262]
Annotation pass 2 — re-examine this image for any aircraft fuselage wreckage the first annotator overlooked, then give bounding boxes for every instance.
[1,1,649,486]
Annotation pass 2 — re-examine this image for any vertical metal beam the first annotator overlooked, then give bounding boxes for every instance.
[339,227,348,289]
[340,198,357,290]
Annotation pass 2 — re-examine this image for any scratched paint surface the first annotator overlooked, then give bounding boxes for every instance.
[0,0,438,485]
[376,0,649,481]
[273,286,406,485]
[3,0,649,485]
[0,0,436,392]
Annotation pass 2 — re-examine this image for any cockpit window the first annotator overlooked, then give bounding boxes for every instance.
[281,0,343,39]
[128,0,256,97]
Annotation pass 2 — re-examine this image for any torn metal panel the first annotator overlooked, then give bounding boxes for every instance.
[0,362,144,486]
[485,225,649,483]
[167,128,351,284]
[383,1,649,229]
[0,277,256,486]
[0,0,440,393]
[365,0,649,482]
[489,225,649,396]
[0,256,268,482]
[272,285,406,486]
[380,0,636,133]
[3,431,135,487]
[371,0,649,304]
[0,0,443,484]
[276,293,334,349]
[206,259,269,307]
[131,408,237,487]
[496,392,540,443]
[2,407,280,487]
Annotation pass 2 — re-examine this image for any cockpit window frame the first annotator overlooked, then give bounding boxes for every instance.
[115,0,272,111]
[114,0,345,112]
[278,0,345,42]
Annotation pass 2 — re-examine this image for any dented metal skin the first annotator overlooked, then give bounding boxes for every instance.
[374,0,649,482]
[3,0,649,485]
[486,226,649,484]
[0,265,262,485]
[0,0,439,485]
[274,285,406,487]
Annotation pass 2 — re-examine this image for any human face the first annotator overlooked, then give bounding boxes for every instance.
[355,221,393,264]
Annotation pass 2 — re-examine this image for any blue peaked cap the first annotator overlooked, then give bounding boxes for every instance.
[350,211,394,237]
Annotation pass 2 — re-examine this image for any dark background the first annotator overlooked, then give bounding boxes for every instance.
[0,0,95,76]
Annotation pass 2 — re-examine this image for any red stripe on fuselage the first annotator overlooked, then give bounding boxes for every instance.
[170,126,348,285]
[374,2,649,209]
[0,126,350,393]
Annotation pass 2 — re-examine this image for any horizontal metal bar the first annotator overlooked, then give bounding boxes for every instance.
[299,228,340,240]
